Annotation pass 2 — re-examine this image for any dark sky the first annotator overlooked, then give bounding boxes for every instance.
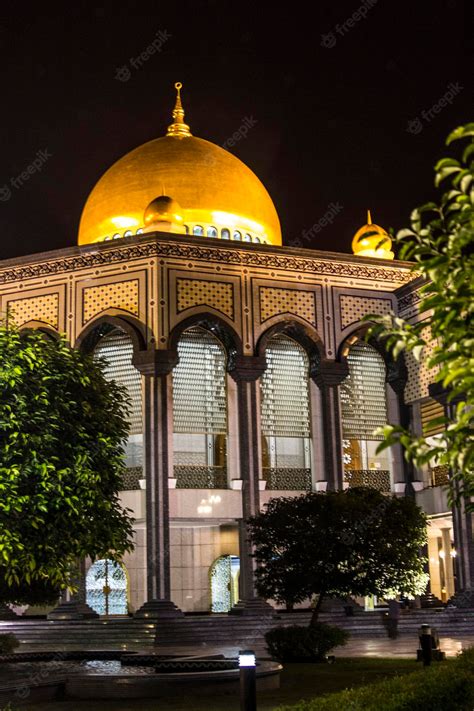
[0,0,472,260]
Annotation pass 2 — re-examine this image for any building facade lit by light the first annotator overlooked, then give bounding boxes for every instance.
[0,83,469,617]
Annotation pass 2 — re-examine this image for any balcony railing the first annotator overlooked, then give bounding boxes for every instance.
[263,468,312,491]
[174,465,227,489]
[344,469,391,493]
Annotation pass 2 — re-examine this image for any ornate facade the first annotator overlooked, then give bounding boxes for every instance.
[2,84,471,616]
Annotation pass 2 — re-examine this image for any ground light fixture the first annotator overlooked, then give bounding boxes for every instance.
[239,649,257,711]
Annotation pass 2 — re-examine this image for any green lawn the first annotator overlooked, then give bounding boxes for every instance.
[14,658,421,711]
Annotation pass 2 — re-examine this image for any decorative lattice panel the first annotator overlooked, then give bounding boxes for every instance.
[176,278,234,319]
[86,559,127,616]
[173,328,227,434]
[83,279,139,324]
[260,287,316,326]
[261,335,310,437]
[344,469,391,493]
[174,466,227,489]
[264,468,312,491]
[7,293,59,328]
[121,467,143,490]
[94,330,142,434]
[404,325,439,403]
[339,295,392,330]
[340,341,387,440]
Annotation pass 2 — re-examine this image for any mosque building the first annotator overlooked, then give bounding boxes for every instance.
[1,84,471,617]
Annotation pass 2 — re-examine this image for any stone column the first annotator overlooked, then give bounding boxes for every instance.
[386,364,415,496]
[311,361,348,491]
[228,356,273,615]
[47,559,98,620]
[133,350,183,618]
[441,527,455,599]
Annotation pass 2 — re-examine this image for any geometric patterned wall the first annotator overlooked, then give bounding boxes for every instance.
[340,294,392,330]
[404,324,439,403]
[7,293,59,328]
[176,278,234,320]
[260,287,316,327]
[83,279,140,325]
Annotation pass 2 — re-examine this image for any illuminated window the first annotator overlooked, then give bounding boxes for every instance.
[104,236,112,241]
[221,228,230,240]
[244,233,252,242]
[173,328,228,488]
[253,236,261,243]
[184,224,189,234]
[95,329,142,469]
[136,228,143,235]
[340,340,391,491]
[112,233,121,240]
[233,230,242,241]
[193,225,204,236]
[260,335,312,490]
[123,230,132,237]
[207,226,218,238]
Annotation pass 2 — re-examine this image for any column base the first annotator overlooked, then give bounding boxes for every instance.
[229,598,275,616]
[419,593,444,609]
[0,603,18,620]
[47,600,99,620]
[134,599,183,619]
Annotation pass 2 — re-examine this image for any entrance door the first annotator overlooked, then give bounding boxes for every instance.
[210,555,240,612]
[86,559,128,616]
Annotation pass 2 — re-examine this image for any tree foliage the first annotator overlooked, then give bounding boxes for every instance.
[0,321,134,603]
[368,123,474,504]
[247,488,428,624]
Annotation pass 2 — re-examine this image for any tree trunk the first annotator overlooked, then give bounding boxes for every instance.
[310,593,325,626]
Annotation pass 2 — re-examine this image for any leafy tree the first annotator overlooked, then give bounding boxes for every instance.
[368,124,474,504]
[247,488,428,625]
[0,321,134,604]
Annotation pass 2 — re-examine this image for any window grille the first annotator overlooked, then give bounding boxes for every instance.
[421,398,445,436]
[340,341,387,440]
[173,328,227,434]
[261,335,310,437]
[95,330,142,434]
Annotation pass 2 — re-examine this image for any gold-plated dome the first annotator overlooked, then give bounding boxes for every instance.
[144,195,184,232]
[78,83,281,246]
[351,210,394,259]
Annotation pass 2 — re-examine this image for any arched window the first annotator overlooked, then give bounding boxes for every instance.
[340,340,391,492]
[94,329,143,474]
[233,230,242,241]
[244,233,252,242]
[123,230,132,238]
[86,559,128,616]
[136,228,144,235]
[221,228,230,240]
[207,226,218,238]
[193,225,204,236]
[104,235,112,241]
[112,233,121,240]
[260,335,312,490]
[173,328,228,489]
[253,236,261,243]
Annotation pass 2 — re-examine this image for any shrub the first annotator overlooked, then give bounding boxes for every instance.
[0,633,19,654]
[276,647,474,710]
[265,624,349,662]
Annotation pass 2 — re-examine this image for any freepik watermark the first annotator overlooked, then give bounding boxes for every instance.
[290,202,344,247]
[115,29,171,82]
[406,82,464,134]
[221,116,258,150]
[321,0,378,49]
[0,149,52,203]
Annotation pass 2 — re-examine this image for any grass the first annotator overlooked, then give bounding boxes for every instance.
[13,658,421,711]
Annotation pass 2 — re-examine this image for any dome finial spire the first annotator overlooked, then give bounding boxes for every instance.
[167,82,192,138]
[367,209,372,225]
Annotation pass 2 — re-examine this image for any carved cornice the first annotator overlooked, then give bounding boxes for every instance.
[132,349,178,376]
[312,360,349,387]
[0,240,417,285]
[398,290,423,312]
[228,355,267,382]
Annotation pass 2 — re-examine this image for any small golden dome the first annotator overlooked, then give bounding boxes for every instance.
[351,210,394,259]
[78,83,281,246]
[143,195,184,233]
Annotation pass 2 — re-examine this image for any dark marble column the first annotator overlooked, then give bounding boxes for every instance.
[133,350,183,619]
[228,356,274,615]
[311,361,348,491]
[429,383,474,605]
[47,559,98,620]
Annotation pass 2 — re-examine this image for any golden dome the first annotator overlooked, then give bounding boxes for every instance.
[143,195,185,233]
[78,83,281,246]
[351,210,394,259]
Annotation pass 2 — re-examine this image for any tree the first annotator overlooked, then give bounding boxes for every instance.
[368,123,474,504]
[0,320,134,604]
[247,488,428,625]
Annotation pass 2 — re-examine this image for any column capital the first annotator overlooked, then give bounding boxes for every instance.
[312,360,349,388]
[132,349,178,376]
[229,355,266,382]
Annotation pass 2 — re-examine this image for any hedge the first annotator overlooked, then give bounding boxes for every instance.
[276,647,474,711]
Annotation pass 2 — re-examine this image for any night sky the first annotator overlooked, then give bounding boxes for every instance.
[0,0,471,260]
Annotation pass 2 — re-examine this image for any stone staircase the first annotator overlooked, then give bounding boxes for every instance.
[1,608,474,651]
